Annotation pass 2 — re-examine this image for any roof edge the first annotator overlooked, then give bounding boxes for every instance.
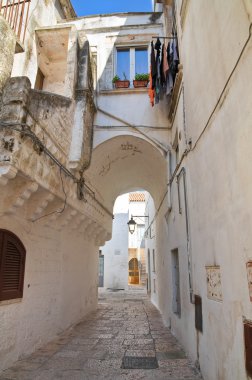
[73,12,163,20]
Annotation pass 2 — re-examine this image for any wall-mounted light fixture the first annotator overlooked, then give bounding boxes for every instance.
[127,215,149,234]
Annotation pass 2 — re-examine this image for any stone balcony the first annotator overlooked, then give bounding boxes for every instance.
[0,76,112,246]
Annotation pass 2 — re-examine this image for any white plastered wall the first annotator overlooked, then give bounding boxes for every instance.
[0,215,98,372]
[151,1,252,379]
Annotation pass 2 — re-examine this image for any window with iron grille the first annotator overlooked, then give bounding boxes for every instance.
[0,230,26,301]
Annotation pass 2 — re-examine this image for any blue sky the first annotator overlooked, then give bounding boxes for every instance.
[71,0,153,17]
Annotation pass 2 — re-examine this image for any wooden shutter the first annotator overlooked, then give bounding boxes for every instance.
[0,230,26,301]
[244,322,252,377]
[195,295,203,332]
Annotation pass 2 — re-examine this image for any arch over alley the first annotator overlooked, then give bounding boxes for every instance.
[86,135,168,212]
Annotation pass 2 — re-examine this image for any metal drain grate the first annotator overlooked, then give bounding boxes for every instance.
[156,351,186,360]
[121,356,158,369]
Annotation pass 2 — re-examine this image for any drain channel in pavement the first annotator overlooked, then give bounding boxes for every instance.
[121,356,159,369]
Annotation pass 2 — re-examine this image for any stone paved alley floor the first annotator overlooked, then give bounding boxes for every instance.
[0,288,203,380]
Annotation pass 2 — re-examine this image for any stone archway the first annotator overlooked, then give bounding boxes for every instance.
[85,134,168,218]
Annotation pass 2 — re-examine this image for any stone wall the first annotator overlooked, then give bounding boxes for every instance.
[0,16,16,94]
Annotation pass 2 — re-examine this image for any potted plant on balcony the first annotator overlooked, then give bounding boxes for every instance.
[112,73,130,89]
[133,73,149,88]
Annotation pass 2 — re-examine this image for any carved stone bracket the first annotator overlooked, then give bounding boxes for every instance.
[27,191,55,221]
[6,182,38,214]
[0,164,17,185]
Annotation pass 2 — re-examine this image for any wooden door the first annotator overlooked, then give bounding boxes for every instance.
[128,258,139,284]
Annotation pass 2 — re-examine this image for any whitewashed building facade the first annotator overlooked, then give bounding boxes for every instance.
[1,0,252,379]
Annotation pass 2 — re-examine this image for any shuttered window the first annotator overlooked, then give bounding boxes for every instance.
[244,321,252,377]
[0,230,26,301]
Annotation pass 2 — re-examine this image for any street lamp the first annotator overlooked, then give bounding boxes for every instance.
[127,215,149,234]
[127,216,137,234]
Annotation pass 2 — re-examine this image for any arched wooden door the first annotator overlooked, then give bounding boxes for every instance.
[128,258,139,284]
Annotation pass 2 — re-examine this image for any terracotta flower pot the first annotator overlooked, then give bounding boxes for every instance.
[114,80,130,88]
[133,80,149,88]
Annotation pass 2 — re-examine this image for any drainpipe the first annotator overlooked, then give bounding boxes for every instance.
[176,167,194,303]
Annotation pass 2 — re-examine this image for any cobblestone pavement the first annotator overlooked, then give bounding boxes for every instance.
[0,288,203,380]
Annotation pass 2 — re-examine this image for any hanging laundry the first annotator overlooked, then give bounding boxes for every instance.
[167,37,179,84]
[151,41,157,90]
[148,65,155,107]
[166,71,174,96]
[154,37,161,52]
[173,38,179,61]
[149,35,180,106]
[162,43,169,82]
[154,38,161,104]
[160,43,166,86]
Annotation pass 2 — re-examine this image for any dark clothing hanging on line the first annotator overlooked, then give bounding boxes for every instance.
[151,41,157,90]
[155,37,161,104]
[149,36,180,107]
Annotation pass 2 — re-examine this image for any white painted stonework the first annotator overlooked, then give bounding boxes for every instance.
[1,0,252,379]
[102,212,129,290]
[101,193,147,290]
[149,1,252,380]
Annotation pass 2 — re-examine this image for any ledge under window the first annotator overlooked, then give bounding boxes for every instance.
[99,88,149,95]
[0,298,22,306]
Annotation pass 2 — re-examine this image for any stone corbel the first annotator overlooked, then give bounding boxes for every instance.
[0,164,17,186]
[59,209,78,229]
[79,218,93,234]
[1,77,31,124]
[95,231,112,247]
[71,214,86,231]
[27,191,55,221]
[6,181,39,214]
[94,227,107,246]
[85,221,97,238]
[39,199,69,227]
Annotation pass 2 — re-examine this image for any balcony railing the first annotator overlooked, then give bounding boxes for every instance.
[0,0,31,44]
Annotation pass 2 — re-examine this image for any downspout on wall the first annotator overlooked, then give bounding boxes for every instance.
[176,167,194,303]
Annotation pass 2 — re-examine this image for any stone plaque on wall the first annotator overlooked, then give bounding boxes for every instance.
[206,266,222,301]
[246,262,252,301]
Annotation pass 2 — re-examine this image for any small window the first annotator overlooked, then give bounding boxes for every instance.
[244,321,252,377]
[116,48,130,81]
[0,230,26,301]
[135,48,148,75]
[116,46,148,85]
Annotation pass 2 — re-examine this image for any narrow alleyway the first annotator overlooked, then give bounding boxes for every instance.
[0,289,202,380]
